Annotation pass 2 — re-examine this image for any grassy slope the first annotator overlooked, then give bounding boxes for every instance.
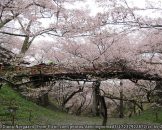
[0,85,162,129]
[0,85,101,126]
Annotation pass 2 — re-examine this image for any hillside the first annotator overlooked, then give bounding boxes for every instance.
[0,85,102,125]
[0,85,162,130]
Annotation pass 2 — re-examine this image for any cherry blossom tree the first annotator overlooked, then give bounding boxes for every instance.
[1,0,162,126]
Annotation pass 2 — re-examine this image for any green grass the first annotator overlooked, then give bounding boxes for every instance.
[0,85,162,130]
[0,85,102,126]
[131,108,162,123]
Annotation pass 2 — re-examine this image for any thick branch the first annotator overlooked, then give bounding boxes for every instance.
[62,87,83,107]
[0,31,27,37]
[0,77,15,86]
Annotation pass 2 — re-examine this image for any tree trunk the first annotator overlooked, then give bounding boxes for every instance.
[21,37,29,54]
[92,80,100,116]
[99,96,107,126]
[0,84,2,89]
[133,102,136,115]
[38,93,49,107]
[119,90,124,118]
[18,20,34,60]
[155,81,162,105]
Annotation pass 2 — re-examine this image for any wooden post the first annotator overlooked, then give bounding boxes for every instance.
[156,112,158,121]
[12,114,15,126]
[29,110,32,122]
